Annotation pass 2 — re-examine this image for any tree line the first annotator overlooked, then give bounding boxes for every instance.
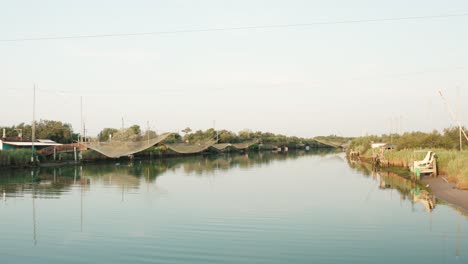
[0,120,77,144]
[1,120,348,148]
[98,126,337,148]
[349,127,467,154]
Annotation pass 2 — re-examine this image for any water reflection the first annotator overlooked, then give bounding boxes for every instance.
[0,150,466,263]
[348,158,468,221]
[347,157,468,260]
[347,159,437,212]
[0,150,334,199]
[0,150,333,247]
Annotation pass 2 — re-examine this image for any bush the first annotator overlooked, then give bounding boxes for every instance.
[0,149,34,167]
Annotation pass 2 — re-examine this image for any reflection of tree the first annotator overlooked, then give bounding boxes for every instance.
[0,168,78,199]
[0,150,335,198]
[347,160,443,213]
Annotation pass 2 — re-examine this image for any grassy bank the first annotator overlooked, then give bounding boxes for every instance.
[0,149,35,168]
[349,132,468,189]
[381,149,468,189]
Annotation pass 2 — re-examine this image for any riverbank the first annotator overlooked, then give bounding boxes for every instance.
[0,147,337,170]
[423,176,468,212]
[352,149,468,189]
[348,156,468,212]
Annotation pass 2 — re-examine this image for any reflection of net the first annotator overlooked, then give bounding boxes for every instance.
[85,133,172,158]
[212,140,259,151]
[165,139,217,154]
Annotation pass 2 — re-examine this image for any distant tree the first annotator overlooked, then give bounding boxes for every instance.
[164,133,182,144]
[112,127,141,141]
[1,120,75,143]
[443,126,466,150]
[31,120,73,143]
[182,127,192,135]
[129,125,141,136]
[238,129,253,141]
[181,127,192,142]
[218,130,239,143]
[98,128,119,141]
[0,126,15,137]
[142,130,158,139]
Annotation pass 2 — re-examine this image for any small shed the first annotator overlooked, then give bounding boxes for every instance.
[0,137,62,151]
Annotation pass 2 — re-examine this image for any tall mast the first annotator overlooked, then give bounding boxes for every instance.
[458,88,462,151]
[147,121,150,144]
[439,90,468,145]
[80,96,83,143]
[31,84,36,162]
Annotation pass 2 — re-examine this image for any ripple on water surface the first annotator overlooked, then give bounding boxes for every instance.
[0,152,466,264]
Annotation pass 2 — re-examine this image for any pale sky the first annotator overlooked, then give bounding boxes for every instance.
[1,0,467,137]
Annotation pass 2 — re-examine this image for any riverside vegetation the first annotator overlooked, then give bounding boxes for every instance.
[0,149,42,167]
[348,127,468,189]
[0,120,341,168]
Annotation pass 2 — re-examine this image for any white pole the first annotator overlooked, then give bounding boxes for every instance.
[213,120,218,142]
[399,115,403,135]
[439,90,468,143]
[80,96,84,144]
[458,88,462,151]
[31,84,36,162]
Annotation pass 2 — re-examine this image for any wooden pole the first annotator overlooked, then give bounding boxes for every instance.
[439,90,468,143]
[31,84,36,163]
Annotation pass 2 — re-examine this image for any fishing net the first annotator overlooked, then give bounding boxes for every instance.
[85,133,172,158]
[313,139,341,148]
[164,139,218,154]
[212,140,259,151]
[231,140,259,150]
[212,143,232,151]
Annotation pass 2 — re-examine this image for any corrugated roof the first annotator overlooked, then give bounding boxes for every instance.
[37,139,57,143]
[1,141,62,147]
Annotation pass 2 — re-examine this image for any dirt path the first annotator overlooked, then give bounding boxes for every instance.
[422,177,468,212]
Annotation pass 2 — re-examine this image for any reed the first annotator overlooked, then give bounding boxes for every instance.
[381,149,468,189]
[0,149,34,167]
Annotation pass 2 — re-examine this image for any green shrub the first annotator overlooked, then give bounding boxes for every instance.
[0,149,34,167]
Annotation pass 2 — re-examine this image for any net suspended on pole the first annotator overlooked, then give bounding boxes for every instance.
[212,139,259,151]
[212,143,232,151]
[231,139,259,150]
[84,133,172,158]
[164,138,218,154]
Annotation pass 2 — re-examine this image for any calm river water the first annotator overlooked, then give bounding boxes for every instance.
[0,151,466,263]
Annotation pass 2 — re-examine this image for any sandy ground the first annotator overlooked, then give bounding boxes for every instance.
[423,177,468,212]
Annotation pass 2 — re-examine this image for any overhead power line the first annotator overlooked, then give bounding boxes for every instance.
[1,13,468,42]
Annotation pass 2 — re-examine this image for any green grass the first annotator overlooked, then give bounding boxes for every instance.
[380,149,468,189]
[446,155,468,188]
[0,149,34,167]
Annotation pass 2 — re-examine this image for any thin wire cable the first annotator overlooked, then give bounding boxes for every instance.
[3,65,466,97]
[1,13,468,42]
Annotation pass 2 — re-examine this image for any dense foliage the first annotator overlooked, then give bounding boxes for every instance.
[0,149,42,167]
[349,127,466,154]
[178,128,342,148]
[0,120,77,144]
[95,126,342,148]
[348,127,468,189]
